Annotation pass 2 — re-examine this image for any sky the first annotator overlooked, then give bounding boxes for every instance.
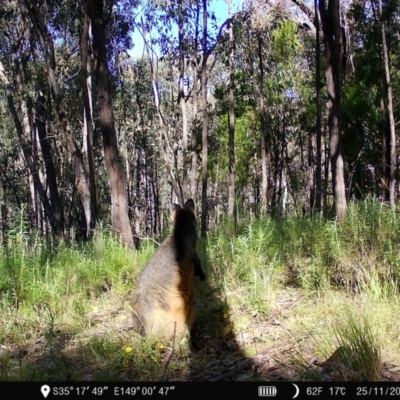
[128,0,242,59]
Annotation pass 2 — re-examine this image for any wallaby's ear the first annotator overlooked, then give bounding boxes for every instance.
[184,199,195,210]
[171,203,182,220]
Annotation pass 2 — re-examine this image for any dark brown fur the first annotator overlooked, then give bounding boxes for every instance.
[131,199,205,340]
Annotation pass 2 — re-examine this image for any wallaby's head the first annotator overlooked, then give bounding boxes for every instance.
[171,199,195,219]
[171,199,197,238]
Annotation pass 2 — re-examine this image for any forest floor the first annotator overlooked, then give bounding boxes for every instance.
[2,283,400,382]
[2,202,400,381]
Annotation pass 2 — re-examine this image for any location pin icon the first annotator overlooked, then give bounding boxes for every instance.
[41,385,51,398]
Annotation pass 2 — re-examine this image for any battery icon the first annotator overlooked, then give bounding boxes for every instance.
[258,386,277,397]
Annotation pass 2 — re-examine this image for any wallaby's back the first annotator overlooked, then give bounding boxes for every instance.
[131,199,205,340]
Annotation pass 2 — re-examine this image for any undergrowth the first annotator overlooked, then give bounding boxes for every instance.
[0,198,399,381]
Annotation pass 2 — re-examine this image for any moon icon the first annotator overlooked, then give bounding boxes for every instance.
[292,383,300,399]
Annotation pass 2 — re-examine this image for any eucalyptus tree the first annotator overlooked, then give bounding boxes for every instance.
[0,1,67,235]
[252,8,270,215]
[227,0,236,221]
[114,55,165,237]
[211,1,319,218]
[85,0,135,249]
[319,0,347,221]
[200,0,209,236]
[133,0,226,235]
[0,0,141,245]
[378,0,397,206]
[132,1,192,205]
[342,0,400,202]
[314,0,322,211]
[81,3,98,227]
[190,1,201,201]
[22,0,93,236]
[176,0,189,202]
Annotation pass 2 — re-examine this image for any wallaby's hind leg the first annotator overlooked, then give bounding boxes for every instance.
[131,297,147,335]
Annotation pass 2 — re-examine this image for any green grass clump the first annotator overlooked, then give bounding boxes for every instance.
[288,312,382,381]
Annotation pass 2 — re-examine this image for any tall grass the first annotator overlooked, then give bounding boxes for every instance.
[208,198,400,295]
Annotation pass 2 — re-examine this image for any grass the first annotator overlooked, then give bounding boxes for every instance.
[287,310,382,381]
[0,198,400,381]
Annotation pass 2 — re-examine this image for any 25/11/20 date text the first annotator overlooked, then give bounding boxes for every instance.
[357,386,400,396]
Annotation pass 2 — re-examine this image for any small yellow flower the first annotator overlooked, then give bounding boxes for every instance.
[223,312,229,319]
[150,355,158,362]
[156,342,164,349]
[124,346,133,353]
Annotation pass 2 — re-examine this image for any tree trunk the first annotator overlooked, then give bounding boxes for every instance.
[190,1,201,201]
[177,0,188,201]
[0,176,6,244]
[379,0,396,206]
[258,34,269,215]
[380,79,390,202]
[34,81,64,233]
[152,165,161,235]
[201,0,208,237]
[227,4,236,222]
[81,11,97,231]
[315,0,322,212]
[86,0,134,249]
[319,0,347,221]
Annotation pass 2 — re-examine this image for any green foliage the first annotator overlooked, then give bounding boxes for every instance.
[271,21,302,64]
[214,109,256,188]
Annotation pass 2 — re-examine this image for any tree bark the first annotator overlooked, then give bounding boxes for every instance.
[81,11,97,231]
[379,0,396,206]
[315,0,322,212]
[201,0,208,237]
[380,79,390,202]
[227,4,236,221]
[177,0,188,201]
[258,34,269,215]
[33,78,64,233]
[86,0,134,249]
[190,1,201,201]
[319,0,347,221]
